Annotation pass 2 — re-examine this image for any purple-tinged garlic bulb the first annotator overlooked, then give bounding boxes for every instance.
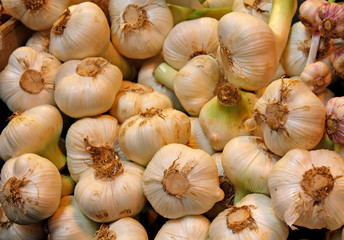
[326,97,344,145]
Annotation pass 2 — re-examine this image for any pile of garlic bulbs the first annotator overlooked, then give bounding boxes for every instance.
[0,0,344,239]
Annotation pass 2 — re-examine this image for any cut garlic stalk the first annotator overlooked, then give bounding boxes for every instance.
[54,57,123,118]
[209,194,289,240]
[109,0,173,59]
[142,143,224,219]
[232,0,272,23]
[109,81,173,124]
[118,108,191,166]
[0,105,66,170]
[155,215,210,240]
[268,149,344,230]
[26,30,50,52]
[94,217,148,240]
[0,154,62,225]
[0,46,61,112]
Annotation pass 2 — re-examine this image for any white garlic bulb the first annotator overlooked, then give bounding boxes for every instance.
[54,57,123,118]
[1,0,69,31]
[0,46,61,112]
[142,143,224,219]
[218,12,278,91]
[74,160,146,223]
[163,17,219,70]
[48,196,100,240]
[248,78,326,156]
[268,149,344,230]
[0,104,66,170]
[26,30,50,52]
[232,0,272,23]
[109,0,173,59]
[155,215,210,240]
[209,194,289,240]
[118,108,191,166]
[65,115,120,182]
[0,153,62,225]
[0,206,46,240]
[109,81,173,124]
[94,217,148,240]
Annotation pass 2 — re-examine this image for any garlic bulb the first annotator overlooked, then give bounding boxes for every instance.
[65,115,120,182]
[326,97,344,145]
[26,30,50,52]
[222,136,280,204]
[298,0,328,32]
[109,81,173,124]
[173,55,220,116]
[94,217,148,240]
[316,3,344,39]
[109,0,173,59]
[163,17,219,70]
[187,117,216,156]
[268,149,344,230]
[300,61,332,94]
[232,0,272,23]
[118,108,191,166]
[0,206,46,240]
[138,54,183,111]
[218,12,278,91]
[155,215,210,240]
[199,82,258,151]
[48,196,100,240]
[0,153,62,225]
[74,160,146,223]
[49,2,134,80]
[331,46,344,79]
[0,46,61,112]
[142,143,224,219]
[209,194,289,240]
[0,104,66,170]
[69,0,110,19]
[54,57,123,118]
[247,78,326,156]
[1,0,69,31]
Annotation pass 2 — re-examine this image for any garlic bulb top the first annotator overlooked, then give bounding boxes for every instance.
[26,30,51,52]
[155,215,210,240]
[209,194,289,240]
[218,12,278,91]
[94,217,148,240]
[0,46,61,112]
[142,143,224,219]
[1,0,69,30]
[54,57,123,118]
[232,0,272,23]
[0,153,62,225]
[109,0,173,59]
[48,196,100,240]
[163,17,219,70]
[268,149,344,230]
[249,78,326,156]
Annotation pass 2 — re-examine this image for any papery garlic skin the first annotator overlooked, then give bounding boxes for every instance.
[0,154,62,225]
[54,57,123,118]
[173,55,220,116]
[109,0,173,59]
[109,81,173,124]
[118,108,191,166]
[209,194,289,240]
[142,143,224,219]
[250,78,326,156]
[0,46,60,112]
[48,196,100,240]
[2,0,69,31]
[326,97,344,145]
[26,30,51,52]
[0,206,46,240]
[65,115,120,182]
[268,149,344,230]
[0,104,66,170]
[155,215,210,240]
[300,61,331,94]
[232,0,272,23]
[202,0,234,8]
[94,217,148,240]
[75,161,146,223]
[163,17,219,70]
[218,12,278,91]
